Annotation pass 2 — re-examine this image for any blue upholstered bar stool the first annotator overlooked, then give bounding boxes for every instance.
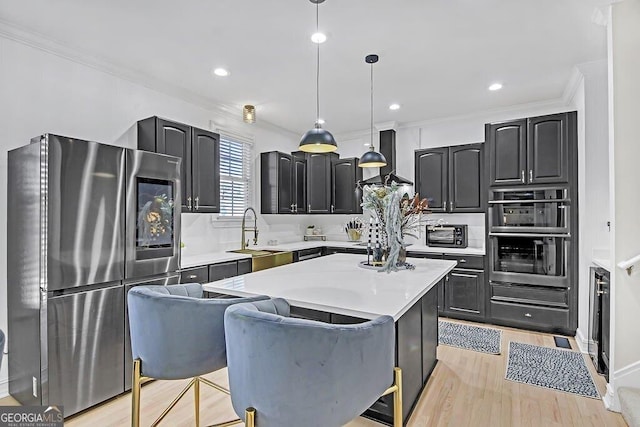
[224,298,402,427]
[127,283,268,427]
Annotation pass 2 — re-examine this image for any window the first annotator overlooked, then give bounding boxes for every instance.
[219,133,253,217]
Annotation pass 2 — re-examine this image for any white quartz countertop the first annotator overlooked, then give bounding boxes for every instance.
[181,240,484,269]
[202,253,457,321]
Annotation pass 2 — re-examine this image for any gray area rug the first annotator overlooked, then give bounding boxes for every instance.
[505,342,600,399]
[438,320,502,354]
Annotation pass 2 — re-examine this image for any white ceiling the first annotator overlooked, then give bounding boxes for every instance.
[0,0,607,135]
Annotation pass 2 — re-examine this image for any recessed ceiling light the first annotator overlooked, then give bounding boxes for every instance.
[311,32,327,43]
[488,83,503,91]
[389,103,401,110]
[213,68,230,77]
[316,118,325,125]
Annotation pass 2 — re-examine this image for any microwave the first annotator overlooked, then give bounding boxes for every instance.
[426,224,468,248]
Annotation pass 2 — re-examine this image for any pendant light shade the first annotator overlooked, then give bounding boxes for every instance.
[299,0,338,153]
[359,54,387,168]
[360,146,387,167]
[299,124,338,153]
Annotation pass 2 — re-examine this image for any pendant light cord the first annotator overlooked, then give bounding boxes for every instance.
[316,2,320,126]
[370,60,374,150]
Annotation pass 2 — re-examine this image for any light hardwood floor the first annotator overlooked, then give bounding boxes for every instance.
[0,319,626,426]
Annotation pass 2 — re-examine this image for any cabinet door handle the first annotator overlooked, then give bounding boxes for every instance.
[294,204,297,213]
[529,170,533,182]
[308,204,311,212]
[443,199,447,210]
[451,272,477,278]
[331,204,335,213]
[187,274,198,279]
[291,203,294,212]
[521,170,525,183]
[187,196,192,210]
[195,196,199,210]
[524,313,532,318]
[449,201,453,211]
[459,259,467,263]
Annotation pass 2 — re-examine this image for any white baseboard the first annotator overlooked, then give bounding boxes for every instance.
[604,382,620,412]
[575,328,590,354]
[603,359,640,412]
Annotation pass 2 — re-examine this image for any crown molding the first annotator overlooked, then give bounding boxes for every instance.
[375,121,398,132]
[562,66,585,105]
[398,98,569,130]
[0,18,298,138]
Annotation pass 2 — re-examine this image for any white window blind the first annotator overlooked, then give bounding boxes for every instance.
[219,134,252,217]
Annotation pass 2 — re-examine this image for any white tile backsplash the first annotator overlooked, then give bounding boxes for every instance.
[181,212,486,255]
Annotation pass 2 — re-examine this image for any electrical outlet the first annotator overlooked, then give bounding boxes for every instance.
[32,376,37,398]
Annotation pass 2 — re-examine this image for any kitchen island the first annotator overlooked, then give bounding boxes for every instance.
[203,253,456,425]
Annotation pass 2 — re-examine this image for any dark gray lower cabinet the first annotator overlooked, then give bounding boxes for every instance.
[289,285,439,426]
[488,281,571,334]
[208,261,238,282]
[438,254,486,322]
[237,258,252,275]
[444,270,485,321]
[180,266,209,283]
[293,247,324,262]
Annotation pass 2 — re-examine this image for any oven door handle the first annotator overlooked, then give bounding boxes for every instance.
[489,232,571,238]
[488,199,570,204]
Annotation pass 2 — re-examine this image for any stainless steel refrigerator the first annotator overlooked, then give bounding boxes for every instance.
[7,134,181,416]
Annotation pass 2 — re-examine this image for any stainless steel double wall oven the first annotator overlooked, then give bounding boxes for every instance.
[8,134,181,416]
[488,187,571,288]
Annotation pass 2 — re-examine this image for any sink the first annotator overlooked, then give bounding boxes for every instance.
[228,249,293,272]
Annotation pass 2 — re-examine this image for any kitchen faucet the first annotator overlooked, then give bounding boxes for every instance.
[241,207,259,250]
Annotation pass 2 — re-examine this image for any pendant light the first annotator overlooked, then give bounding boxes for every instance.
[359,54,387,168]
[299,0,338,153]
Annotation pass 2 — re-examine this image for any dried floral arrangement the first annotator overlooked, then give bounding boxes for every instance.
[361,183,429,272]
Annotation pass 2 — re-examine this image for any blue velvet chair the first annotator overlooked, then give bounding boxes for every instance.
[0,329,5,372]
[224,298,402,427]
[127,283,268,427]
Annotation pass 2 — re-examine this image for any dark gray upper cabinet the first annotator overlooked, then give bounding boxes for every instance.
[487,112,574,186]
[415,147,448,212]
[138,116,220,213]
[191,127,220,212]
[260,151,293,214]
[527,113,570,184]
[332,158,363,214]
[449,144,485,212]
[487,120,526,186]
[292,156,307,214]
[415,143,484,213]
[293,151,338,214]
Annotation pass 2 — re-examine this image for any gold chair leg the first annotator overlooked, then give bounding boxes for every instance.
[131,359,142,427]
[245,407,256,427]
[151,378,196,427]
[200,376,231,394]
[194,377,200,427]
[393,367,403,427]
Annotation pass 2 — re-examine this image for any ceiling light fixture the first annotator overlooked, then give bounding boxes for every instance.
[359,54,387,168]
[243,105,256,123]
[389,103,400,110]
[213,68,230,77]
[311,32,327,43]
[489,83,503,91]
[299,0,338,153]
